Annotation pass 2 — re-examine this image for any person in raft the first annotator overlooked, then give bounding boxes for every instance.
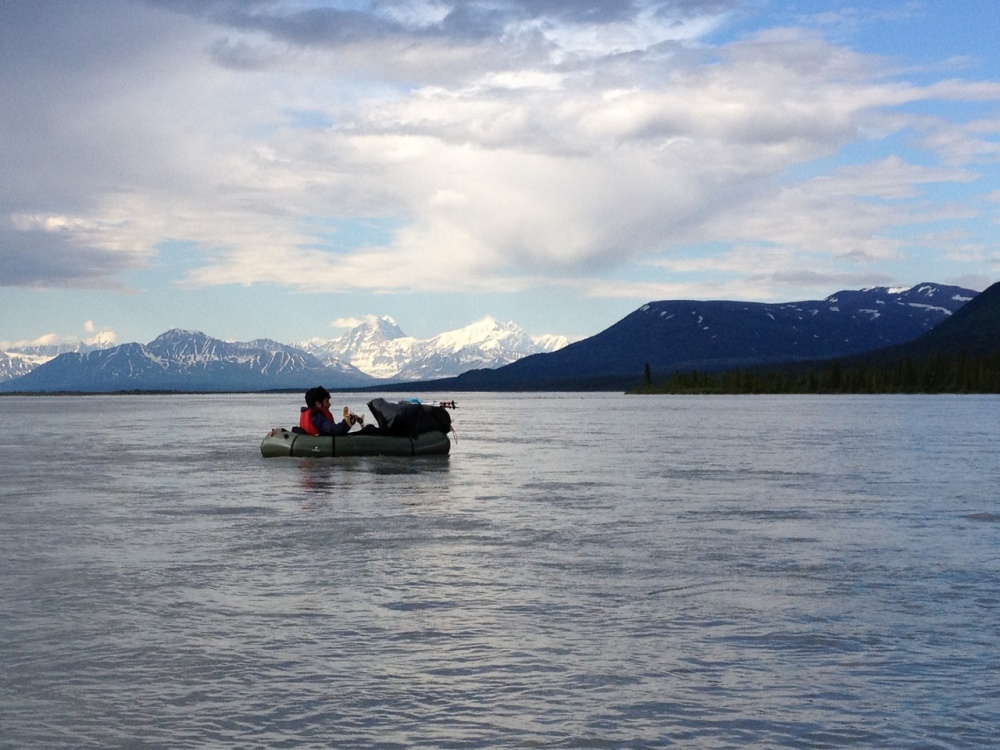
[299,386,373,436]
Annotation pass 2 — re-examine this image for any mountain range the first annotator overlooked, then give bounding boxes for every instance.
[0,330,370,393]
[299,315,568,380]
[0,283,985,393]
[0,339,115,379]
[0,317,567,392]
[442,283,979,390]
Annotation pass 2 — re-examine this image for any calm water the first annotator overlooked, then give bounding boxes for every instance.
[1,392,998,749]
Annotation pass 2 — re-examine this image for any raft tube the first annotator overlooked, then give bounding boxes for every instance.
[261,428,451,458]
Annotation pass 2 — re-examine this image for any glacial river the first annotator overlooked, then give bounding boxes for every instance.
[1,392,998,748]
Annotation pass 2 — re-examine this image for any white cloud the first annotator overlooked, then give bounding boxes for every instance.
[3,0,999,307]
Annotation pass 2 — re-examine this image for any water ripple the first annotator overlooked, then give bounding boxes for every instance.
[2,393,999,748]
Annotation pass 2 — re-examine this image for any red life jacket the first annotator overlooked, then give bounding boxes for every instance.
[298,405,334,436]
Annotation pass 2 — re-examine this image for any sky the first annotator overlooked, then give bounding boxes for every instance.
[2,0,1000,349]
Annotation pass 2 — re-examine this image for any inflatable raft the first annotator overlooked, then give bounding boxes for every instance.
[260,427,451,458]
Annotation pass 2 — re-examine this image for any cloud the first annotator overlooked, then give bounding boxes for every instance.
[695,157,979,262]
[154,1,741,46]
[2,0,999,305]
[0,224,140,289]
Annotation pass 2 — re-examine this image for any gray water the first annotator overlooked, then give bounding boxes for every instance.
[1,392,998,749]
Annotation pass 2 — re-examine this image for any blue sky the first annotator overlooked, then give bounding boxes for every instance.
[2,0,999,348]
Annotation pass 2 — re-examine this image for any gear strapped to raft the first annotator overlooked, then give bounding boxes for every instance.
[367,398,453,437]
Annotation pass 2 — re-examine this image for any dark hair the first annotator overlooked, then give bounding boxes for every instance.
[304,386,330,408]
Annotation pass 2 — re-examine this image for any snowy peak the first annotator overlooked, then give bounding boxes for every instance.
[428,317,529,354]
[299,314,569,381]
[147,329,220,362]
[373,315,406,339]
[825,283,975,317]
[397,317,548,380]
[342,315,408,352]
[299,315,412,380]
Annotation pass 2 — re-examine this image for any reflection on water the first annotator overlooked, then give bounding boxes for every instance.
[0,393,998,748]
[294,455,452,504]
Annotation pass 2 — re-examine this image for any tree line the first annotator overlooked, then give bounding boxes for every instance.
[632,353,1000,394]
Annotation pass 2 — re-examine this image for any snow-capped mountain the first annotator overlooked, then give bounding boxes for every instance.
[0,351,36,382]
[4,336,116,360]
[300,315,571,381]
[0,284,980,391]
[300,315,412,380]
[457,282,979,388]
[0,316,569,387]
[0,329,373,392]
[0,339,115,382]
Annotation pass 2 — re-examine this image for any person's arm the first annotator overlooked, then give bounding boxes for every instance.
[312,411,351,436]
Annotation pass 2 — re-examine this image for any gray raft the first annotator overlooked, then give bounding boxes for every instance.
[261,428,451,458]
